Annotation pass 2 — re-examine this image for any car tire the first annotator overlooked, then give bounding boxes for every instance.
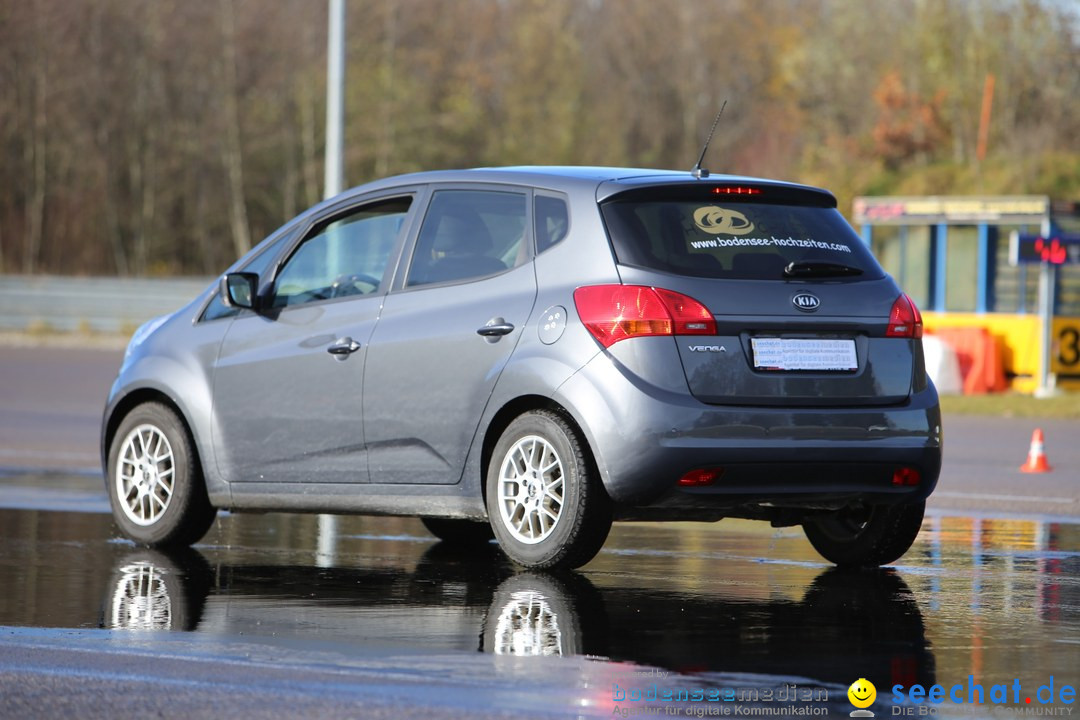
[421,517,495,545]
[802,501,925,568]
[107,402,216,547]
[480,571,606,657]
[485,410,612,570]
[101,547,213,632]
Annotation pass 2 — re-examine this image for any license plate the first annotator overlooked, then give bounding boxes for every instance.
[751,337,857,371]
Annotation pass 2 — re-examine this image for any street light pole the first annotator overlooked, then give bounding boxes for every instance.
[324,0,345,200]
[318,0,346,564]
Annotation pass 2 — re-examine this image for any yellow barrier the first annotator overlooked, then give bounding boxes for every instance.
[923,312,1080,393]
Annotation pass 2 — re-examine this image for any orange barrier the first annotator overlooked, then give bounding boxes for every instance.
[921,313,1080,395]
[926,326,1007,395]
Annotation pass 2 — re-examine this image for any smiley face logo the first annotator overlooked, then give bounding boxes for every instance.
[848,678,876,711]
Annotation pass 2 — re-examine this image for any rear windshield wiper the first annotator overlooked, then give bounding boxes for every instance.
[783,261,864,278]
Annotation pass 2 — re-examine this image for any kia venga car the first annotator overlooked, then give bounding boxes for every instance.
[102,166,941,570]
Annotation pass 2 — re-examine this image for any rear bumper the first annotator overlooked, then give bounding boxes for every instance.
[554,352,942,508]
[618,456,939,522]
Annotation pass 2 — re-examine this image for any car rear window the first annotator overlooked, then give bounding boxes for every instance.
[600,190,883,280]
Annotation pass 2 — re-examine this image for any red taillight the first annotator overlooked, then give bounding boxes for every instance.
[573,285,717,348]
[679,468,723,487]
[891,467,921,487]
[653,288,716,334]
[886,294,923,339]
[712,186,762,196]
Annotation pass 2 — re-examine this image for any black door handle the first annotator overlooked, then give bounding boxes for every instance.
[477,323,515,337]
[327,337,361,355]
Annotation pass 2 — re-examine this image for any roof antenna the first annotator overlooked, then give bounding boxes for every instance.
[691,100,726,179]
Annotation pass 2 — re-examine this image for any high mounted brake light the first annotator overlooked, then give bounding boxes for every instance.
[712,186,762,196]
[573,285,717,348]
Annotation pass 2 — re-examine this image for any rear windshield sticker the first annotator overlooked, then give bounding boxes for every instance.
[693,206,755,236]
[688,235,853,253]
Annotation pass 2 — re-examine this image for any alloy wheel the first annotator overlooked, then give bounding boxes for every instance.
[115,424,175,526]
[496,435,565,544]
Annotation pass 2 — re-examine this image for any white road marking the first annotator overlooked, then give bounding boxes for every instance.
[935,491,1076,504]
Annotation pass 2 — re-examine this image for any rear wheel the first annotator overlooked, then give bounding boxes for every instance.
[802,501,925,567]
[485,410,612,570]
[102,547,212,632]
[421,517,495,545]
[481,571,605,657]
[107,402,216,547]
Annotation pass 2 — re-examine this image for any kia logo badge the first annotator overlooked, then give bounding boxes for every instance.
[792,293,820,312]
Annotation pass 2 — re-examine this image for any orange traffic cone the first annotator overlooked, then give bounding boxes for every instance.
[1020,428,1052,473]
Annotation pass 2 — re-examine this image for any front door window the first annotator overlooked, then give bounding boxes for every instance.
[273,197,412,307]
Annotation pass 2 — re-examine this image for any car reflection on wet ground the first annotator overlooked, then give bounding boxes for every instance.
[0,502,1077,718]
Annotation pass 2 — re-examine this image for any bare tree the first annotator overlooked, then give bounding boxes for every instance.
[219,0,252,259]
[22,0,49,275]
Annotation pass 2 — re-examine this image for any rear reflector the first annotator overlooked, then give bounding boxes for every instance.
[891,467,921,487]
[679,468,724,487]
[886,294,924,339]
[573,285,717,348]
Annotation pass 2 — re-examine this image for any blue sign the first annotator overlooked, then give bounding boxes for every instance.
[1010,232,1080,265]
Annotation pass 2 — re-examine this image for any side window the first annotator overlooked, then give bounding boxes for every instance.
[535,194,569,254]
[272,197,412,308]
[406,190,527,287]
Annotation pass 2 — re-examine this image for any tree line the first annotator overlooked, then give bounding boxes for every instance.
[1,0,1077,277]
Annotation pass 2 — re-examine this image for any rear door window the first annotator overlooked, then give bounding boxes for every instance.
[406,190,528,287]
[601,190,882,280]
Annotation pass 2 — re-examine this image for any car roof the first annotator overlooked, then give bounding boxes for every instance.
[329,166,832,208]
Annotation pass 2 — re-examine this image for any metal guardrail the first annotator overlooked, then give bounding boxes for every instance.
[0,275,214,333]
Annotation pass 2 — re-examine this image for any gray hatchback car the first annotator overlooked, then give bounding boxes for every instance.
[103,166,941,570]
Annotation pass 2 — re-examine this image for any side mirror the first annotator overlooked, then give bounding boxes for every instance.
[221,272,259,310]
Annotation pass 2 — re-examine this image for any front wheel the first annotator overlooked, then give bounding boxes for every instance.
[802,501,925,567]
[106,402,216,547]
[485,410,612,570]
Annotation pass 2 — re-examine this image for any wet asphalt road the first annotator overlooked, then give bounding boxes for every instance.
[1,344,1079,718]
[1,505,1078,718]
